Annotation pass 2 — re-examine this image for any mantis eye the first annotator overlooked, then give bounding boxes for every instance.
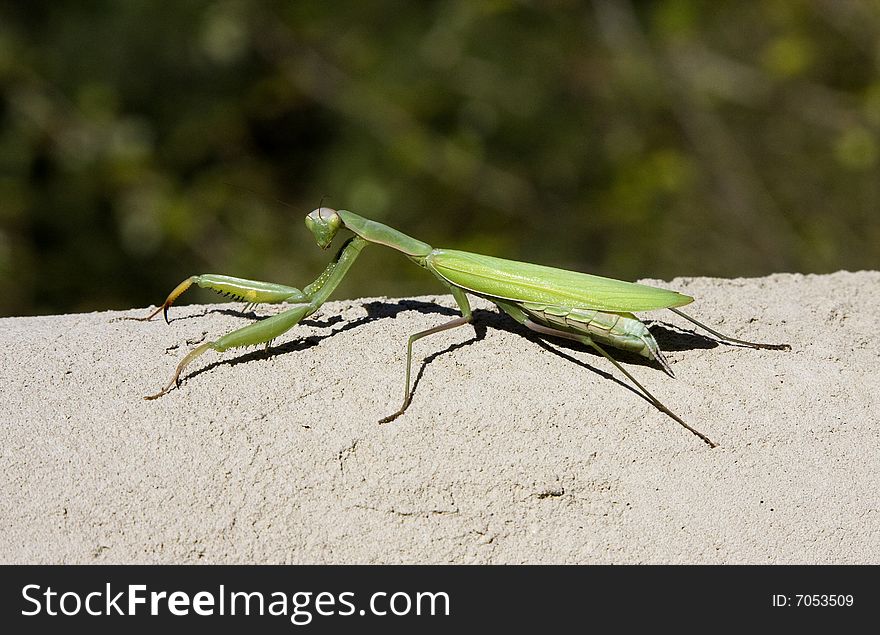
[305,207,342,249]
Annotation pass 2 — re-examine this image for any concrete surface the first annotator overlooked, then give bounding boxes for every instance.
[1,271,878,563]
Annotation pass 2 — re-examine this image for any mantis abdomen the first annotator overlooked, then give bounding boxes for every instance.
[520,303,673,375]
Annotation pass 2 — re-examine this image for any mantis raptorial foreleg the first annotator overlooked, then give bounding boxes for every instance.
[520,318,718,448]
[133,275,308,323]
[144,236,369,399]
[379,286,474,424]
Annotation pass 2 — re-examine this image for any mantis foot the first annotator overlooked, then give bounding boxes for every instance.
[128,301,172,324]
[749,342,791,351]
[378,411,405,424]
[144,341,214,400]
[131,278,196,324]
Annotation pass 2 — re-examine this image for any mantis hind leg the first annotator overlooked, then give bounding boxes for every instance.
[522,318,718,448]
[134,275,307,323]
[669,307,791,351]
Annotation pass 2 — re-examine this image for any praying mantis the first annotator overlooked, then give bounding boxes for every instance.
[137,207,789,448]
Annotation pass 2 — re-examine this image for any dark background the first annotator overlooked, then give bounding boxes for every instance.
[1,0,878,317]
[1,565,872,629]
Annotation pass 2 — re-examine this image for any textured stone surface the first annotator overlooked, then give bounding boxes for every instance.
[1,271,877,563]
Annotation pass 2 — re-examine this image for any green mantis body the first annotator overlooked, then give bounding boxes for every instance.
[138,208,789,448]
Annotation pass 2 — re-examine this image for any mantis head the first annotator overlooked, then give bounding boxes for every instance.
[305,207,342,249]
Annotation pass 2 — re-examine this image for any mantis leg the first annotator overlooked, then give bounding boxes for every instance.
[379,286,473,424]
[669,308,790,351]
[134,275,308,323]
[522,318,718,448]
[145,236,368,399]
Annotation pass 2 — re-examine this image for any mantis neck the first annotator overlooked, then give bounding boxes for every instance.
[336,210,433,257]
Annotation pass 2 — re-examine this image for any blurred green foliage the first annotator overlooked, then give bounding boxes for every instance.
[1,0,878,316]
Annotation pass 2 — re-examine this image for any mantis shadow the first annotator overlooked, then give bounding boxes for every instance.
[165,298,459,325]
[170,298,724,416]
[472,309,717,370]
[378,307,719,415]
[397,308,648,410]
[176,299,461,387]
[645,321,717,353]
[468,309,656,405]
[159,307,344,326]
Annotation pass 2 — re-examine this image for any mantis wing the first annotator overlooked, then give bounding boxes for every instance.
[427,249,693,312]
